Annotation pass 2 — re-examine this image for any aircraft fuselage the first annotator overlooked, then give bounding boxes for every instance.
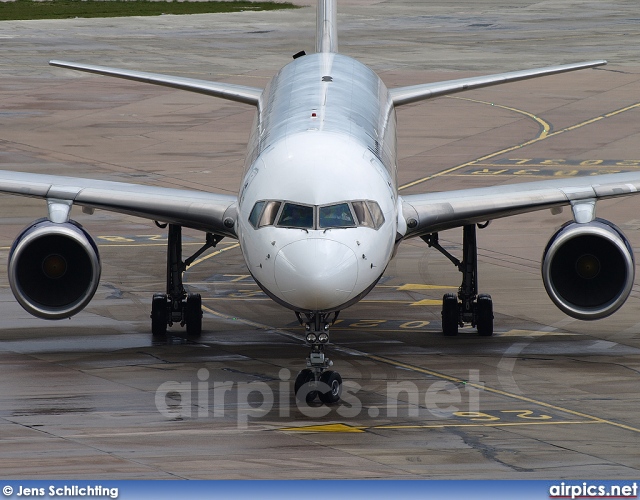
[236,52,400,312]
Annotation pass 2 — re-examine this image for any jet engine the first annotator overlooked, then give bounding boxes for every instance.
[8,219,101,320]
[542,218,634,320]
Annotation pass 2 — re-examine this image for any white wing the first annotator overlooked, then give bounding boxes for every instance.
[0,170,238,237]
[401,172,640,238]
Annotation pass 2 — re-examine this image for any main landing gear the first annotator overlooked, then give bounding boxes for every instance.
[423,224,494,337]
[293,311,343,405]
[151,223,223,338]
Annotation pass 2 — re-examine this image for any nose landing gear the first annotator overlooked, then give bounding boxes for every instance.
[294,311,342,404]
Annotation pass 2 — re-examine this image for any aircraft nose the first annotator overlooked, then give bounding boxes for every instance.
[274,239,358,311]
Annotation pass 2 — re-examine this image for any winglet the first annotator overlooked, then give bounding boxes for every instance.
[316,0,338,53]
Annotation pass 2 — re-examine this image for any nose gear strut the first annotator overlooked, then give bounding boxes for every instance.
[293,311,342,404]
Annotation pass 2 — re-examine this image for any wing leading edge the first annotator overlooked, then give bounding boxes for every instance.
[390,60,607,107]
[49,60,263,106]
[401,172,640,238]
[0,170,238,238]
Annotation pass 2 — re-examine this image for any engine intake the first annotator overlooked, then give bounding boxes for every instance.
[542,219,634,320]
[8,219,101,320]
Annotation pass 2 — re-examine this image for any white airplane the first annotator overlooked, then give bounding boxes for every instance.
[1,0,638,404]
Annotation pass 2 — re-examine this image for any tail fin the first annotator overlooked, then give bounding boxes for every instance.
[316,0,338,53]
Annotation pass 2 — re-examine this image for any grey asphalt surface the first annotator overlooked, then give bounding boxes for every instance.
[0,0,639,479]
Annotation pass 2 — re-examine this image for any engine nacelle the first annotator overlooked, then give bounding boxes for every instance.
[8,219,101,320]
[542,219,634,320]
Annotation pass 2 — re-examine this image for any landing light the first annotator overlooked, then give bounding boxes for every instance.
[306,333,317,343]
[318,333,329,343]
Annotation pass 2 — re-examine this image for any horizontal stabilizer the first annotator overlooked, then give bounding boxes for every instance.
[50,60,263,106]
[390,60,607,106]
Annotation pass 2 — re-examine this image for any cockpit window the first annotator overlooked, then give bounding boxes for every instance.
[319,203,356,228]
[249,199,384,230]
[249,201,266,228]
[366,200,385,228]
[351,201,374,228]
[260,201,282,227]
[277,203,314,229]
[249,200,281,228]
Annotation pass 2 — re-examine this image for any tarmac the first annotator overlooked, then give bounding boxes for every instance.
[0,0,639,479]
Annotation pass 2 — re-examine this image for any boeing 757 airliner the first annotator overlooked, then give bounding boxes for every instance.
[1,0,636,404]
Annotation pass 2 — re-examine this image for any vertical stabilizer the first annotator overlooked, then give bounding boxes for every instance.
[316,0,338,53]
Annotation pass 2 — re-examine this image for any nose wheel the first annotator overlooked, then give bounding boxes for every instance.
[294,312,342,404]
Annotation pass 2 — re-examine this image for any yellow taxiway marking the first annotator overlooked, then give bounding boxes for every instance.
[373,420,600,430]
[450,96,551,139]
[396,284,456,291]
[409,299,443,306]
[280,420,600,433]
[399,100,640,191]
[187,242,240,268]
[366,354,640,435]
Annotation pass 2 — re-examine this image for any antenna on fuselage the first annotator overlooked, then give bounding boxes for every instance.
[316,0,338,53]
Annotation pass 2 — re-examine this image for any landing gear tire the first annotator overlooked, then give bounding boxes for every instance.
[442,293,459,336]
[185,293,202,338]
[476,293,494,337]
[151,294,167,337]
[318,370,342,404]
[294,368,318,404]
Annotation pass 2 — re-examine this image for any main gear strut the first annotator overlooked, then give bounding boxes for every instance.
[422,224,493,336]
[151,224,223,338]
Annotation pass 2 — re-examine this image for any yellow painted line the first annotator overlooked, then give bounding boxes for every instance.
[604,102,640,118]
[187,242,240,268]
[399,97,552,190]
[374,420,600,430]
[399,100,640,191]
[409,299,442,306]
[397,284,456,291]
[449,96,551,138]
[281,423,366,433]
[365,354,640,434]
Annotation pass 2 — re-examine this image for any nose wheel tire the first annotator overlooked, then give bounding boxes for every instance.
[318,370,342,404]
[294,369,319,404]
